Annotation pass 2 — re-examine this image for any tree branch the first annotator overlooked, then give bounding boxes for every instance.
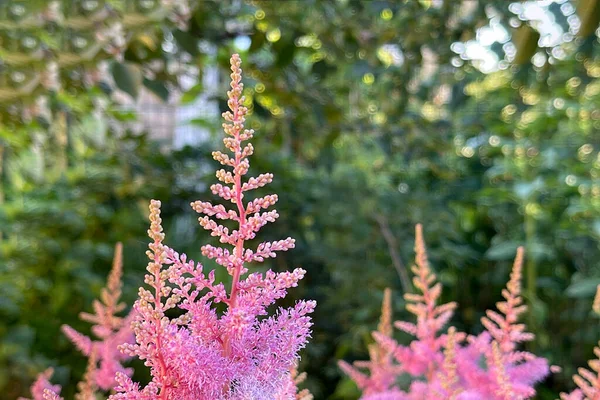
[374,214,410,294]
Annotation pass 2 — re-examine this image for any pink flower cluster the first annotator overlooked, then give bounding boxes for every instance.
[339,224,552,400]
[105,54,314,399]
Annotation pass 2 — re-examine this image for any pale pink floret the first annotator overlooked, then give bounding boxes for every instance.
[338,288,401,395]
[41,389,63,400]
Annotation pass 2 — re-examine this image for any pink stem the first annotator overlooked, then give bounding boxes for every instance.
[223,93,247,358]
[153,242,169,399]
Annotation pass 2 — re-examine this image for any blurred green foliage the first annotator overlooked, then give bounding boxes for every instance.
[0,122,174,398]
[1,1,600,399]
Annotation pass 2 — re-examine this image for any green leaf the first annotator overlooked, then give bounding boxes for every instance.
[593,219,600,237]
[181,82,204,104]
[173,29,199,56]
[275,39,295,67]
[143,78,169,102]
[111,61,141,99]
[528,242,555,261]
[189,118,215,129]
[485,241,521,261]
[530,296,548,324]
[566,278,600,298]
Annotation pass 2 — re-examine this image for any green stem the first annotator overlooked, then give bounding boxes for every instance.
[525,203,537,349]
[0,144,4,241]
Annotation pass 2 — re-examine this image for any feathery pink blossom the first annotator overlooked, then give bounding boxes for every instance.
[457,247,550,399]
[110,54,314,400]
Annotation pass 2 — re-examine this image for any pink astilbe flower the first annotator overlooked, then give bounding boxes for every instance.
[263,364,313,400]
[22,243,134,400]
[110,54,314,400]
[370,224,462,380]
[481,247,533,353]
[18,368,62,400]
[342,224,464,400]
[458,246,550,399]
[340,226,551,400]
[560,285,600,400]
[61,242,135,392]
[338,288,401,394]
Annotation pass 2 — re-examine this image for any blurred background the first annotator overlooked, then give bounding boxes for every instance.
[0,0,599,398]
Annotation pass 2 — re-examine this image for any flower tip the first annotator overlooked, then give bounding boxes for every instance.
[230,53,242,69]
[593,284,600,315]
[516,245,525,260]
[550,365,562,373]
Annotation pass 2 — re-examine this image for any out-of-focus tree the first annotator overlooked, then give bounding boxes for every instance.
[0,0,195,207]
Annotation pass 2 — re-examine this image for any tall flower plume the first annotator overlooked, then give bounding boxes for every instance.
[370,224,461,381]
[61,242,135,393]
[109,54,315,400]
[480,247,533,353]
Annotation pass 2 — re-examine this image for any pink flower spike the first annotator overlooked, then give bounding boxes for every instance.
[108,54,314,400]
[480,247,534,354]
[61,242,136,393]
